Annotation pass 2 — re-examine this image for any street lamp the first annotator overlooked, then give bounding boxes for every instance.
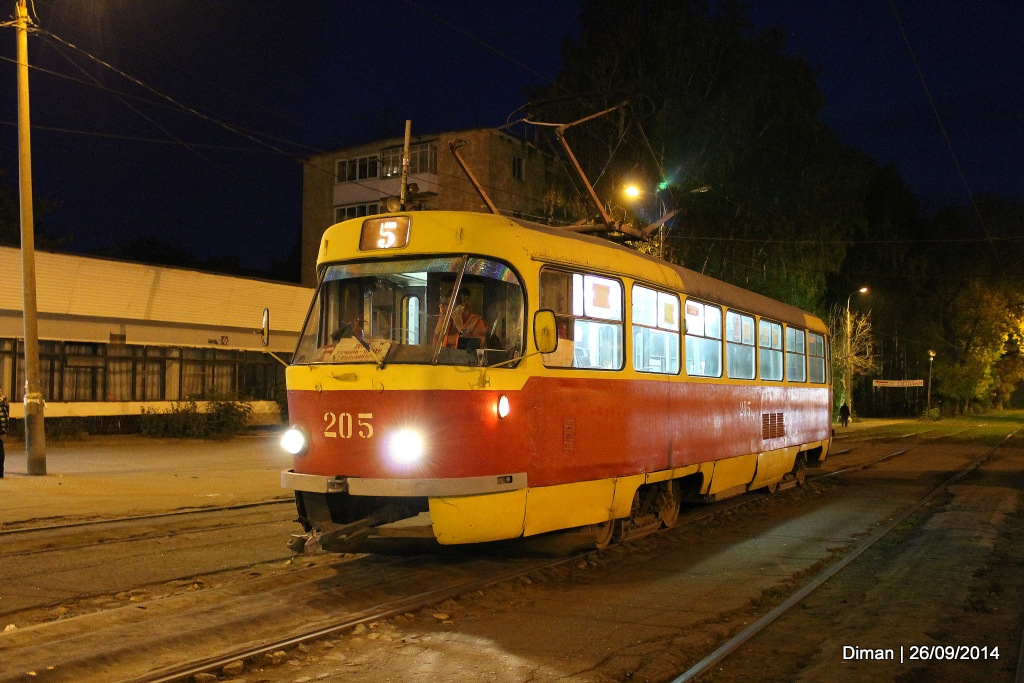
[622,182,669,255]
[927,349,936,415]
[844,287,868,417]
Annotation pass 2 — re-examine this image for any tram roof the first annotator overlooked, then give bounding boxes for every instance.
[317,211,827,334]
[507,215,828,334]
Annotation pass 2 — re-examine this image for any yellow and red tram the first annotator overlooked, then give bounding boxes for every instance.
[280,211,831,550]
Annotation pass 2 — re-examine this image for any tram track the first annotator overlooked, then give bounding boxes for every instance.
[0,501,293,565]
[0,501,300,622]
[137,436,994,683]
[0,480,764,682]
[130,493,768,683]
[671,426,1024,683]
[5,427,1019,682]
[0,515,290,561]
[0,497,292,538]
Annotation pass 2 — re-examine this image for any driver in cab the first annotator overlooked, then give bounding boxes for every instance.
[434,289,487,351]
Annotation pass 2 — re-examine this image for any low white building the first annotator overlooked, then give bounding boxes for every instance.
[0,247,312,424]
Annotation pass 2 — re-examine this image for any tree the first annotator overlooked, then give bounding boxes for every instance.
[993,335,1024,408]
[930,279,1024,412]
[829,306,877,413]
[528,0,876,313]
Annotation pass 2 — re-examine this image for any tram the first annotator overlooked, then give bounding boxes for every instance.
[279,211,832,551]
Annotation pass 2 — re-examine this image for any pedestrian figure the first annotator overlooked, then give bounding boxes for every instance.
[839,401,851,427]
[0,385,8,478]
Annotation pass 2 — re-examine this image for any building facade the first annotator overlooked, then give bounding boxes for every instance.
[301,127,573,286]
[0,247,312,423]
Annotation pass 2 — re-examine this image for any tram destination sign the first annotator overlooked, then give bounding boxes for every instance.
[872,379,925,388]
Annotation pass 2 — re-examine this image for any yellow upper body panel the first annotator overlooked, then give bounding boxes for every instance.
[316,211,828,336]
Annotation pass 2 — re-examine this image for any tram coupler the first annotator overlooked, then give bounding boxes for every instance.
[292,514,389,554]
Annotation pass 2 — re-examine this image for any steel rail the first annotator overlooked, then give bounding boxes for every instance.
[0,497,292,537]
[810,448,911,480]
[124,495,760,682]
[1016,613,1024,683]
[1,516,290,561]
[671,427,1022,683]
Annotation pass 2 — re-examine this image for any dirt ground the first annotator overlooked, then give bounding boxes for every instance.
[703,446,1024,683]
[193,445,1024,683]
[4,428,1021,683]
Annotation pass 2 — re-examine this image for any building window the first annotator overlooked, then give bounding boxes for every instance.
[380,142,437,178]
[3,338,283,404]
[335,155,379,183]
[512,155,524,181]
[335,203,381,223]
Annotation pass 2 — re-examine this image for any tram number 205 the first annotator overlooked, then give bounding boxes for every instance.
[323,412,373,439]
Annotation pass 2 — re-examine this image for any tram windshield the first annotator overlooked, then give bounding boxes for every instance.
[292,256,525,367]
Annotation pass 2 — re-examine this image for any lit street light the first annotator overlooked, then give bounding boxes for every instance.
[622,182,669,256]
[927,349,936,415]
[844,286,868,418]
[621,182,708,258]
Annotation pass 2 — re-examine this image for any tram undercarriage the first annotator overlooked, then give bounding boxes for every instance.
[288,448,817,553]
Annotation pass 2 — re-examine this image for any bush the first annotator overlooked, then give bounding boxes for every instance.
[45,417,88,440]
[206,397,254,438]
[140,398,253,438]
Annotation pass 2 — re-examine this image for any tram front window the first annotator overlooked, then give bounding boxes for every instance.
[292,256,524,367]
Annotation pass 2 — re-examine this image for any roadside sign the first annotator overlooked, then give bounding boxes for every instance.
[872,379,924,388]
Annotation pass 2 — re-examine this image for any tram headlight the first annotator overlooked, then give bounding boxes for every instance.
[281,427,308,456]
[388,429,424,465]
[497,394,510,419]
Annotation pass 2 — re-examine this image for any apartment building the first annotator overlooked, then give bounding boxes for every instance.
[300,127,573,286]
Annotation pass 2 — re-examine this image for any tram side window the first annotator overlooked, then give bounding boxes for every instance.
[786,327,807,382]
[632,285,680,374]
[759,319,783,381]
[684,300,722,377]
[540,269,623,370]
[725,311,755,380]
[808,331,827,383]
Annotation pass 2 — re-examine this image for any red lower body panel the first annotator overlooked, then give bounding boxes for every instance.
[287,377,831,487]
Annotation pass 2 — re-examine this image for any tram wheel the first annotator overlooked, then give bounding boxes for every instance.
[593,520,615,549]
[658,480,682,528]
[794,454,807,486]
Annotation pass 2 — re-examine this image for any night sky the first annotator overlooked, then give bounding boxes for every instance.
[1,1,1021,279]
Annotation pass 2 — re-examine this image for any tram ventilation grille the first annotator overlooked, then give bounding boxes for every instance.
[762,412,786,439]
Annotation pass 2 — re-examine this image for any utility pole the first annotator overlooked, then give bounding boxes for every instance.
[15,0,46,474]
[399,120,411,210]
